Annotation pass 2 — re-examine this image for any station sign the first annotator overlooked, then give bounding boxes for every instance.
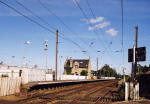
[128,47,146,62]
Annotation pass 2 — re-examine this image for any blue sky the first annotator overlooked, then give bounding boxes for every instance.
[0,0,150,75]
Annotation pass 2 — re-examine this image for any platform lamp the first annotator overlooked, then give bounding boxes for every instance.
[22,41,31,67]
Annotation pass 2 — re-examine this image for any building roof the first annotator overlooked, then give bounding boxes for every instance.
[65,59,89,68]
[145,70,150,74]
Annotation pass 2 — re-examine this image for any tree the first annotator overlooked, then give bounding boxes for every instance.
[137,64,150,73]
[98,64,117,77]
[65,67,72,75]
[80,70,88,76]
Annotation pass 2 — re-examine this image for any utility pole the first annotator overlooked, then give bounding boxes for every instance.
[55,30,58,81]
[132,26,138,78]
[96,57,98,78]
[126,26,139,101]
[135,26,138,48]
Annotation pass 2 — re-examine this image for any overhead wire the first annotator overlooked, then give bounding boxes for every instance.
[76,0,108,45]
[14,0,83,50]
[102,42,112,54]
[74,0,104,45]
[38,0,88,45]
[14,0,87,51]
[37,0,92,56]
[0,0,56,34]
[75,0,113,63]
[0,0,85,52]
[85,0,96,21]
[83,0,99,52]
[14,0,57,30]
[84,0,123,68]
[85,0,114,52]
[85,0,124,65]
[74,0,112,52]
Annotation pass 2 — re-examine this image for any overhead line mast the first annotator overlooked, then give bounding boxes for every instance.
[55,30,58,81]
[121,0,124,65]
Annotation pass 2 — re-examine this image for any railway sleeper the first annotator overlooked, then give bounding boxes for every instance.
[97,97,115,102]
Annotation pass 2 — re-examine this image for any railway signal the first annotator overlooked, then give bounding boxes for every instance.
[44,40,48,72]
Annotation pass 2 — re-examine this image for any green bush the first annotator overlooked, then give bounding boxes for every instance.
[65,67,72,75]
[1,74,8,77]
[80,70,88,76]
[118,83,125,100]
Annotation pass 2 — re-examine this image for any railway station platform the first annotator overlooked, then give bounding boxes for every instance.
[21,79,111,92]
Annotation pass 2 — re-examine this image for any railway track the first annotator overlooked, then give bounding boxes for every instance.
[68,80,118,104]
[16,80,118,104]
[94,85,115,104]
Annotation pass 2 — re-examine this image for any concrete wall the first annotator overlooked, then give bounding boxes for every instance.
[46,74,53,81]
[0,65,89,84]
[0,69,20,78]
[57,75,88,80]
[0,65,47,84]
[21,68,46,84]
[100,77,116,79]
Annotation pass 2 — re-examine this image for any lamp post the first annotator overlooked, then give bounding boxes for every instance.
[97,50,101,79]
[59,56,63,80]
[22,41,30,67]
[44,40,48,72]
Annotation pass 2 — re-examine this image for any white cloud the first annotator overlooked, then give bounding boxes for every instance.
[95,21,110,29]
[106,28,118,36]
[87,16,104,24]
[88,26,94,31]
[88,21,110,31]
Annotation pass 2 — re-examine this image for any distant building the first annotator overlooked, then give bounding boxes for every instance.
[64,57,91,78]
[47,69,53,74]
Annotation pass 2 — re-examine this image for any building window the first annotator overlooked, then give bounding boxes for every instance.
[75,65,79,69]
[75,72,78,75]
